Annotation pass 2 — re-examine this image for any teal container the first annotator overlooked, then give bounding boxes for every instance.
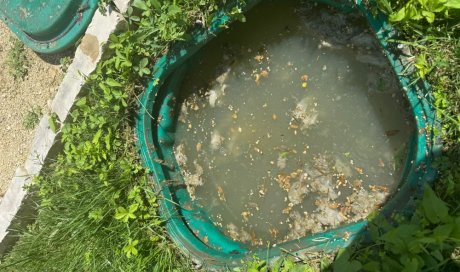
[0,0,99,53]
[136,0,440,268]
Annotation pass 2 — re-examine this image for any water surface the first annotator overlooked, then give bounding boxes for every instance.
[173,1,414,247]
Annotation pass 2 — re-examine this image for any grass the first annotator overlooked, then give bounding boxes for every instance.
[6,38,29,80]
[0,0,459,271]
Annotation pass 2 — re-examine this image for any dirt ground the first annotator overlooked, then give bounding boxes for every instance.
[0,21,69,198]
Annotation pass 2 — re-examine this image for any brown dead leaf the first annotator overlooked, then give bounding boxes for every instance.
[329,202,339,209]
[254,55,264,62]
[354,167,364,175]
[241,211,252,222]
[282,206,292,214]
[269,226,279,238]
[369,185,389,193]
[276,174,292,191]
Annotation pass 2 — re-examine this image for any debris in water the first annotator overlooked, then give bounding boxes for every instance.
[211,130,224,150]
[181,160,204,200]
[277,154,287,169]
[385,130,400,137]
[354,167,364,175]
[226,223,240,241]
[334,157,353,177]
[276,173,292,191]
[254,55,264,62]
[255,69,269,85]
[196,142,202,152]
[286,211,323,240]
[352,179,363,190]
[288,180,309,205]
[369,185,389,193]
[346,188,389,221]
[241,211,252,222]
[269,226,279,239]
[240,229,252,243]
[258,184,267,197]
[217,185,226,202]
[216,67,231,85]
[291,97,319,131]
[174,144,187,167]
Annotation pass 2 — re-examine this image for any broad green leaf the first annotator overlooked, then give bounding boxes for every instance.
[421,10,435,23]
[421,186,449,224]
[333,249,362,272]
[150,0,161,10]
[401,257,419,272]
[139,57,149,68]
[445,0,460,8]
[92,129,102,144]
[132,0,148,10]
[168,4,181,15]
[48,115,58,133]
[76,97,87,106]
[433,223,454,240]
[390,7,407,22]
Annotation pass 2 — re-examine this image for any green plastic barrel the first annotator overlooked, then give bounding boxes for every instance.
[0,0,99,53]
[136,0,441,269]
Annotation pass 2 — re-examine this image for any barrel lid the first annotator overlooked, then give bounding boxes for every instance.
[0,0,99,53]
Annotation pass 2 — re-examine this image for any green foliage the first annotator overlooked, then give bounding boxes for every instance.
[6,38,29,80]
[1,0,248,271]
[336,187,460,271]
[59,56,72,72]
[22,106,42,130]
[378,0,460,24]
[236,256,317,272]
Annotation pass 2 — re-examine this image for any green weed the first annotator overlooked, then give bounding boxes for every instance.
[7,38,29,80]
[59,56,72,73]
[22,106,42,130]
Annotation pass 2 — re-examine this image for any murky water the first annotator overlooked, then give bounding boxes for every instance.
[173,1,414,247]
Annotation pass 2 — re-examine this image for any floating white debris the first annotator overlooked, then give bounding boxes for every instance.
[210,130,224,150]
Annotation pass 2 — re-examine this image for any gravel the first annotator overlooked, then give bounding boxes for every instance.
[0,21,68,197]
